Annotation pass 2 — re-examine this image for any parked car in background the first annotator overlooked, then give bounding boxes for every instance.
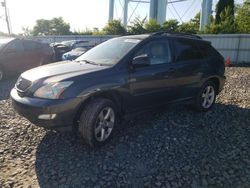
[62,46,94,61]
[0,38,54,81]
[51,40,90,61]
[11,32,226,147]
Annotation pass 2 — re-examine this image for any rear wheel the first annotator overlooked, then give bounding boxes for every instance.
[192,81,216,112]
[78,98,117,147]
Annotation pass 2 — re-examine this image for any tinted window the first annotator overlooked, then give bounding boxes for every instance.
[6,40,23,52]
[135,39,172,65]
[0,38,14,49]
[23,40,42,50]
[175,39,204,61]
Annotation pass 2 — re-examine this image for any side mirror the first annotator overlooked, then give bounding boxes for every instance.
[132,54,150,68]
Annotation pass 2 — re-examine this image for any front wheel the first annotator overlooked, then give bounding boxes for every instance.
[78,98,117,147]
[193,81,216,112]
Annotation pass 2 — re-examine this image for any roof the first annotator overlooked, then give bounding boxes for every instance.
[121,32,205,42]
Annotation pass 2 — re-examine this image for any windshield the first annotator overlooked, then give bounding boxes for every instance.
[76,37,141,65]
[0,38,14,49]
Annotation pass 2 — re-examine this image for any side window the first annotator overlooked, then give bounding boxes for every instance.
[6,40,23,52]
[175,40,204,61]
[23,41,42,50]
[135,39,172,65]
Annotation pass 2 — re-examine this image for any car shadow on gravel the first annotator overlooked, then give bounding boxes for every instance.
[35,103,250,187]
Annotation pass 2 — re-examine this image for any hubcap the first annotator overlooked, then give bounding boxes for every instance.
[95,107,115,142]
[201,85,215,109]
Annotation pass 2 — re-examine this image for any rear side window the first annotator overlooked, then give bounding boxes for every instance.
[6,40,23,52]
[174,39,205,61]
[23,40,42,50]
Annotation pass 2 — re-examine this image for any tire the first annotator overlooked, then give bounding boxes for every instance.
[192,81,217,112]
[78,98,117,147]
[0,67,4,81]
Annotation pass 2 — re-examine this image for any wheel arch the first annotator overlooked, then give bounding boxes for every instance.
[73,90,124,127]
[206,77,220,94]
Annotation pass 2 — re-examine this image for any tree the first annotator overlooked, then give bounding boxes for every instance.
[215,0,234,24]
[102,20,126,35]
[144,19,161,33]
[127,16,147,34]
[161,19,179,32]
[235,0,250,33]
[205,7,235,34]
[21,27,32,36]
[32,17,71,36]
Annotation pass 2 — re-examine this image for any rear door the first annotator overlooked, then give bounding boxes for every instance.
[172,38,206,99]
[22,40,43,70]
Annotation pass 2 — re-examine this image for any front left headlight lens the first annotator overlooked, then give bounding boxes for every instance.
[34,81,73,99]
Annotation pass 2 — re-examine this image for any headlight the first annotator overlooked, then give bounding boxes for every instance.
[34,81,73,99]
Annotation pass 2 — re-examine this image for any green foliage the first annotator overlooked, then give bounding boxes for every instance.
[162,19,179,32]
[127,17,147,34]
[21,27,32,36]
[144,19,161,33]
[215,0,234,24]
[205,6,235,34]
[235,0,250,33]
[178,13,200,34]
[32,17,71,36]
[72,28,93,35]
[102,20,126,35]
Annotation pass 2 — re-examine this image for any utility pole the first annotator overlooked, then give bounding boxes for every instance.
[123,0,129,27]
[200,0,212,31]
[1,0,11,35]
[109,0,114,22]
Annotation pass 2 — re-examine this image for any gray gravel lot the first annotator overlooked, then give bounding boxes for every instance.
[0,67,250,188]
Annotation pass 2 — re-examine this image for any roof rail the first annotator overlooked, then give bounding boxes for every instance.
[151,31,202,39]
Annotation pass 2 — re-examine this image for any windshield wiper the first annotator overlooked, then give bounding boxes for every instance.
[76,59,109,66]
[76,59,100,66]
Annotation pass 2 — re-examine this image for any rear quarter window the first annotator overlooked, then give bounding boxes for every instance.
[174,39,209,61]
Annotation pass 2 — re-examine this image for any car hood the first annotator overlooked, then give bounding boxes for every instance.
[21,61,108,82]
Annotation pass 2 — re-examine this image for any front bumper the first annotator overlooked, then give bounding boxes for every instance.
[11,88,82,130]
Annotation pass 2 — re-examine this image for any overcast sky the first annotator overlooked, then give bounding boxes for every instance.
[0,0,244,34]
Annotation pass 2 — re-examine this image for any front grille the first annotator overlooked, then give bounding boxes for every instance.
[15,77,32,92]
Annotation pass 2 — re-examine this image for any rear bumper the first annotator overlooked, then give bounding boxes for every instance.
[11,88,83,130]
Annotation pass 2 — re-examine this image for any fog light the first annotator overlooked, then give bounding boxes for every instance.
[38,114,56,120]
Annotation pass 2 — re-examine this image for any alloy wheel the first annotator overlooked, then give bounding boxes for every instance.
[94,107,115,142]
[201,85,215,109]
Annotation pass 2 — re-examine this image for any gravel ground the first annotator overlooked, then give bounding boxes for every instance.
[0,67,249,188]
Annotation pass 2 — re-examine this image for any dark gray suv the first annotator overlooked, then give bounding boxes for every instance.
[11,32,226,147]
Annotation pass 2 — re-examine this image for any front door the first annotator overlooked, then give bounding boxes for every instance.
[127,38,176,112]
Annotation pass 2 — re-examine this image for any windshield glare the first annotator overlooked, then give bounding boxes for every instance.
[76,37,141,65]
